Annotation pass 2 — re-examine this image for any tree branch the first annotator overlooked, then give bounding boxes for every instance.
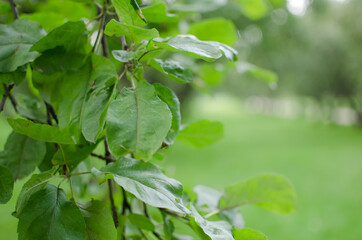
[121,187,132,214]
[0,84,16,113]
[8,0,19,20]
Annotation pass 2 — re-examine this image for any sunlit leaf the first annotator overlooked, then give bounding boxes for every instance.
[233,228,268,240]
[111,0,146,26]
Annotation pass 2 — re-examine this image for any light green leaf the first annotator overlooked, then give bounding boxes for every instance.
[14,171,54,217]
[8,118,75,144]
[154,83,181,145]
[31,21,88,53]
[233,228,268,240]
[110,0,146,26]
[237,62,278,83]
[98,157,189,214]
[78,200,117,240]
[18,185,87,240]
[177,120,224,148]
[0,132,46,180]
[0,19,42,72]
[189,205,233,240]
[219,174,297,214]
[128,213,155,231]
[237,0,270,20]
[149,59,193,83]
[152,35,238,62]
[142,3,178,23]
[112,50,136,63]
[106,81,172,159]
[170,0,227,12]
[268,0,286,7]
[105,19,159,43]
[22,12,66,32]
[188,18,237,46]
[0,165,14,204]
[199,63,225,86]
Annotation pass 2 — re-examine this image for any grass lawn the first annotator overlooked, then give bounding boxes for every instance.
[1,95,362,239]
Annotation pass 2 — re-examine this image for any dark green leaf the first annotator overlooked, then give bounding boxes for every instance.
[0,131,46,179]
[31,21,88,53]
[188,18,237,46]
[0,19,43,72]
[8,118,75,144]
[128,213,155,231]
[18,185,87,240]
[162,212,175,240]
[110,0,146,26]
[177,120,224,148]
[106,81,172,159]
[219,174,297,214]
[142,3,178,23]
[52,143,95,170]
[149,59,193,83]
[189,205,233,240]
[233,228,268,240]
[98,157,189,214]
[78,200,117,240]
[38,143,56,172]
[105,19,159,43]
[14,171,54,217]
[0,165,14,204]
[0,66,26,85]
[154,83,181,145]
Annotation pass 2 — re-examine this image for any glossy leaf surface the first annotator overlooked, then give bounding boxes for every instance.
[149,59,193,83]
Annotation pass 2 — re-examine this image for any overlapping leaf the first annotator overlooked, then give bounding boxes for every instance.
[0,165,14,204]
[149,59,193,83]
[111,0,146,26]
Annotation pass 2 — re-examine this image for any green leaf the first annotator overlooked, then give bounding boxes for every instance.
[52,143,95,170]
[0,19,43,72]
[0,132,46,180]
[8,118,75,144]
[22,12,66,32]
[188,18,237,46]
[154,83,181,145]
[233,228,268,240]
[105,19,159,43]
[199,63,225,86]
[112,50,136,63]
[31,21,88,53]
[110,0,146,26]
[18,185,87,240]
[14,171,54,217]
[78,200,117,240]
[38,143,56,172]
[194,185,222,211]
[142,3,178,23]
[219,208,245,229]
[237,62,278,83]
[98,157,189,214]
[170,0,227,12]
[128,213,155,231]
[149,59,193,83]
[189,205,233,240]
[237,0,270,20]
[162,212,175,240]
[219,174,297,214]
[177,120,224,148]
[0,165,14,204]
[106,81,172,159]
[0,66,26,85]
[152,35,238,62]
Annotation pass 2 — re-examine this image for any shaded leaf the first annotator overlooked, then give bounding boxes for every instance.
[0,19,42,72]
[98,157,189,214]
[52,143,95,170]
[233,228,268,240]
[219,174,297,214]
[105,19,159,43]
[128,213,155,231]
[14,171,54,217]
[0,165,14,204]
[8,118,75,144]
[177,120,224,148]
[237,62,278,83]
[154,83,181,145]
[38,143,56,172]
[149,59,193,83]
[188,18,237,46]
[142,3,178,23]
[0,132,46,179]
[78,200,117,240]
[18,185,87,240]
[106,81,172,159]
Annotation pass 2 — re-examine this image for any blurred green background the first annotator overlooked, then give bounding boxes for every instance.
[1,0,362,239]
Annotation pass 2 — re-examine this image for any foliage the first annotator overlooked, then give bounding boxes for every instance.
[0,0,295,239]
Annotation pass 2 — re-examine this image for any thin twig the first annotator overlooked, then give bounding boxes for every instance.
[143,203,162,239]
[0,84,16,113]
[92,0,107,53]
[45,102,59,125]
[121,187,132,214]
[108,179,119,227]
[91,152,115,162]
[8,0,19,20]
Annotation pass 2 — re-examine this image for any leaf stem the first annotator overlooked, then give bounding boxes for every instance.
[8,0,19,20]
[91,152,115,162]
[0,84,17,113]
